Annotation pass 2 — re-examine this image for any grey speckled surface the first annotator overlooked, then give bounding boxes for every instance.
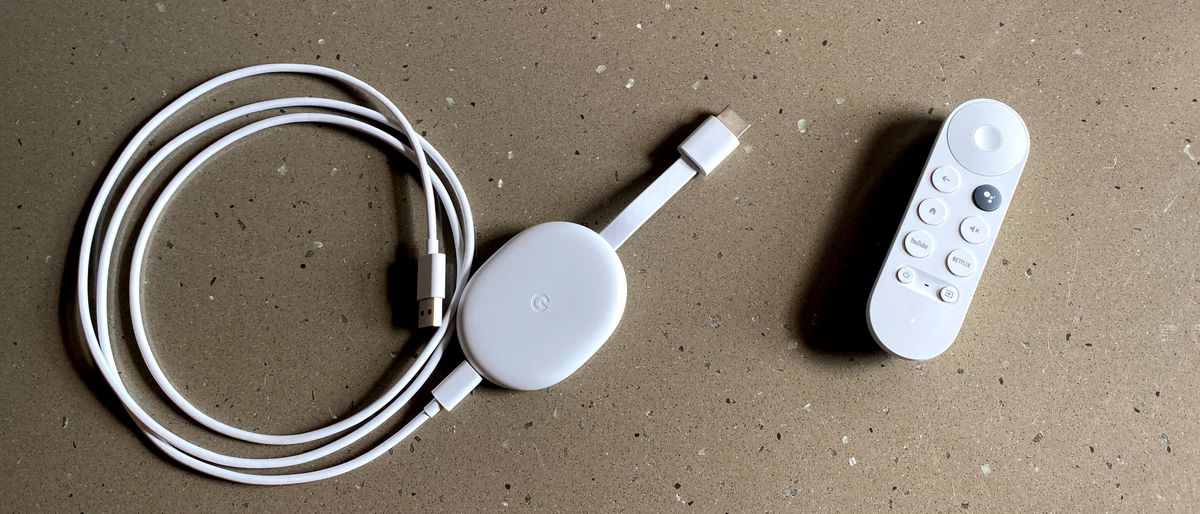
[2,0,1198,511]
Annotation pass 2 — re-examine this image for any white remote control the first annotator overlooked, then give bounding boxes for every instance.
[867,99,1029,360]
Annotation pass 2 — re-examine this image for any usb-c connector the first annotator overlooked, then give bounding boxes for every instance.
[431,361,482,411]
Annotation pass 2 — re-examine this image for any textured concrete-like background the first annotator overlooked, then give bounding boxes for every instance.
[2,1,1198,511]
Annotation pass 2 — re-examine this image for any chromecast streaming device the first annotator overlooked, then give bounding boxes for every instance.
[457,222,626,390]
[457,108,750,391]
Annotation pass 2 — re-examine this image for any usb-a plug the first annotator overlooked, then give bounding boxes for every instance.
[417,251,446,328]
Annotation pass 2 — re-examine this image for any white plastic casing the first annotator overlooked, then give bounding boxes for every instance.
[457,222,627,390]
[417,253,446,298]
[431,361,483,411]
[678,116,739,175]
[867,99,1029,360]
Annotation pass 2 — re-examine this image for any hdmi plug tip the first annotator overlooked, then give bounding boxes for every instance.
[716,107,750,137]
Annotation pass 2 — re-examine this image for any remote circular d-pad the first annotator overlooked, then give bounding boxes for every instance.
[946,101,1029,176]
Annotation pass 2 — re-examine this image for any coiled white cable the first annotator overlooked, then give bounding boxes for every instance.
[75,64,475,484]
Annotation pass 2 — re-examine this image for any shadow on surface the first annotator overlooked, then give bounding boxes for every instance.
[795,116,942,358]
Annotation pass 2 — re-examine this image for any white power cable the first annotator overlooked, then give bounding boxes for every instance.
[75,64,476,484]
